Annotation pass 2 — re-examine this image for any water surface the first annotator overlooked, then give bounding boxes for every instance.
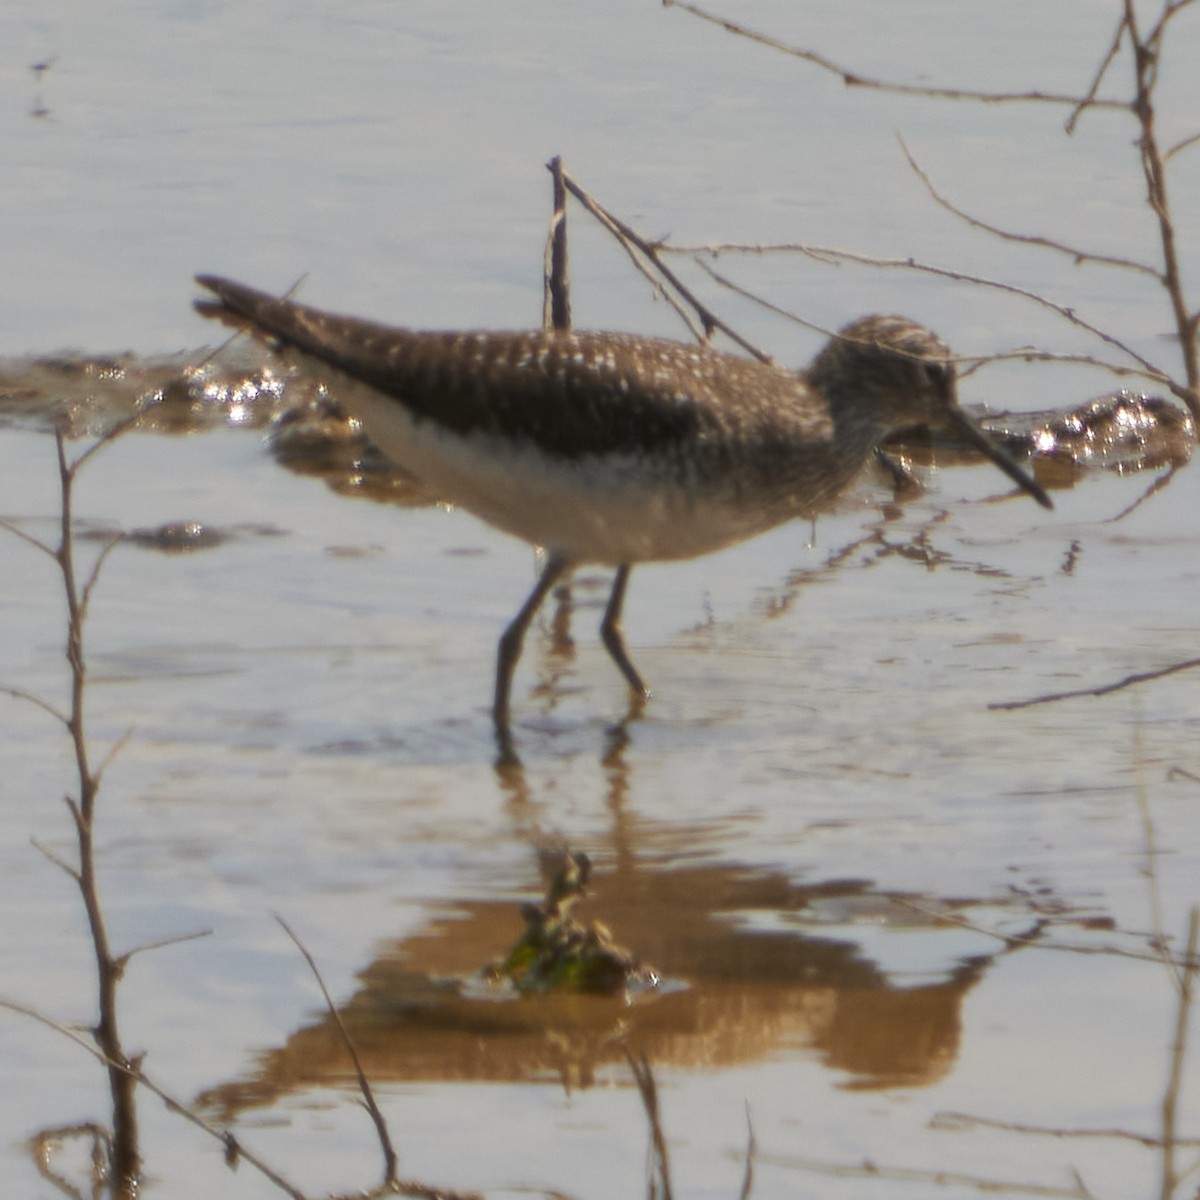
[2,3,1200,1198]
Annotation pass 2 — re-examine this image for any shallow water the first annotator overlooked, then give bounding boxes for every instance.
[3,3,1200,1199]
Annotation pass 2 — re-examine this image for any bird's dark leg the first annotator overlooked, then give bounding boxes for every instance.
[599,564,650,699]
[494,550,572,731]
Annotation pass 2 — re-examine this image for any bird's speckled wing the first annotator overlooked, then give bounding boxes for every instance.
[194,276,834,463]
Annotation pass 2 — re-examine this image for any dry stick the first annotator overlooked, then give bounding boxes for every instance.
[1144,0,1200,66]
[0,515,59,560]
[755,1147,1094,1199]
[682,242,1174,389]
[897,133,1161,279]
[113,927,213,973]
[932,1110,1200,1150]
[624,1048,674,1200]
[1165,128,1200,161]
[543,156,572,333]
[988,656,1200,711]
[1135,733,1180,991]
[670,0,1199,415]
[1123,0,1200,416]
[1105,461,1187,523]
[1065,5,1129,133]
[557,166,771,361]
[1160,908,1199,1200]
[275,914,400,1191]
[3,413,187,1194]
[3,992,480,1200]
[737,1105,756,1200]
[558,174,709,347]
[0,996,311,1200]
[897,899,1175,967]
[661,0,1125,109]
[53,427,142,1195]
[0,683,68,726]
[31,835,82,881]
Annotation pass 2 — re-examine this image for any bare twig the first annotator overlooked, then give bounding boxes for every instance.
[757,1147,1094,1198]
[0,996,310,1200]
[898,133,1160,279]
[666,0,1200,419]
[275,914,400,1189]
[898,899,1173,967]
[737,1104,756,1200]
[0,684,69,727]
[50,428,142,1194]
[680,242,1175,389]
[662,0,1124,109]
[625,1048,674,1200]
[92,727,134,792]
[1104,461,1188,521]
[557,165,770,360]
[932,1110,1200,1150]
[543,156,572,333]
[1159,908,1199,1200]
[112,927,213,972]
[1065,7,1128,132]
[79,532,126,622]
[1121,0,1200,415]
[989,657,1200,711]
[67,406,155,474]
[31,836,82,882]
[1135,734,1179,989]
[1164,129,1200,161]
[0,516,57,560]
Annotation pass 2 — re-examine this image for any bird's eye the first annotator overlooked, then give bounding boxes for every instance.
[920,362,952,391]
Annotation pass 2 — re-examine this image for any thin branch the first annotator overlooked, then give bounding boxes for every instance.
[275,914,400,1189]
[737,1104,756,1200]
[543,156,572,333]
[52,425,142,1192]
[989,657,1200,711]
[1160,908,1199,1200]
[692,256,1168,385]
[898,133,1160,278]
[79,532,126,623]
[1165,128,1200,161]
[66,405,160,476]
[625,1048,674,1200]
[0,683,69,728]
[1135,742,1179,990]
[931,1110,1200,1150]
[90,729,135,796]
[1065,7,1128,132]
[31,836,82,882]
[0,996,311,1199]
[0,516,56,560]
[898,899,1173,967]
[558,166,771,361]
[1104,460,1188,522]
[757,1147,1093,1198]
[113,928,213,973]
[1146,0,1200,49]
[662,0,1125,109]
[1123,0,1199,410]
[560,178,708,345]
[679,241,1174,388]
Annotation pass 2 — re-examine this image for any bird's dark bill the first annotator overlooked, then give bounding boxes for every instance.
[946,408,1053,509]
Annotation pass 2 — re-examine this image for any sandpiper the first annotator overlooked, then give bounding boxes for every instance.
[194,275,1051,731]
